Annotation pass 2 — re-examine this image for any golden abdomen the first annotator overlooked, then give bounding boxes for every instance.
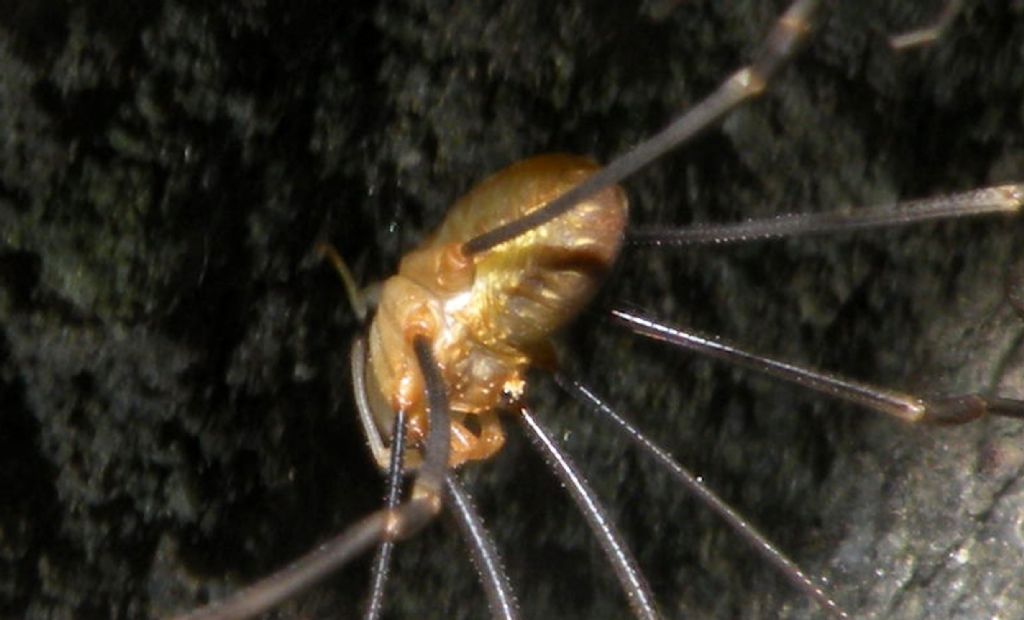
[366,154,628,465]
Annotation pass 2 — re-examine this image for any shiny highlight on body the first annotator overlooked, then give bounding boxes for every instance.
[365,154,628,466]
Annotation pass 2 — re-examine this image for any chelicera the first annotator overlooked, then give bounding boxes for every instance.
[172,2,1024,619]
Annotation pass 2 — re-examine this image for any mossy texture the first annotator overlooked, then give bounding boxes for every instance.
[2,1,1024,618]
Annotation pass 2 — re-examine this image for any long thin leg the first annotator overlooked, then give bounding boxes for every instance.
[351,337,395,469]
[445,473,521,620]
[363,409,407,620]
[554,373,848,619]
[518,405,661,620]
[611,308,1024,425]
[629,184,1024,246]
[169,336,451,620]
[463,0,819,256]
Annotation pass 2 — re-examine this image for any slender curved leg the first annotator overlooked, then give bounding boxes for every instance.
[169,336,451,620]
[629,185,1024,246]
[554,373,848,619]
[610,308,1024,425]
[518,405,661,620]
[351,337,395,470]
[462,0,820,255]
[363,409,407,620]
[445,473,521,620]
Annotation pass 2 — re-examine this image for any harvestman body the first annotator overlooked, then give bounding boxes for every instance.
[173,2,1024,618]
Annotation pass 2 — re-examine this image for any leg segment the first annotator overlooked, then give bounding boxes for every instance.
[554,373,848,619]
[462,0,821,256]
[518,405,661,620]
[629,185,1024,246]
[611,308,1024,425]
[363,409,407,620]
[353,336,415,469]
[445,473,521,620]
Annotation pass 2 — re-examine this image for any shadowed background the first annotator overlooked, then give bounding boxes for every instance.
[2,1,1023,618]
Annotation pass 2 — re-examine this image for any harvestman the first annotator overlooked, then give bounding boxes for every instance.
[172,1,1024,618]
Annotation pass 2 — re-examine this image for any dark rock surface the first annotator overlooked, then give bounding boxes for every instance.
[2,1,1023,618]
